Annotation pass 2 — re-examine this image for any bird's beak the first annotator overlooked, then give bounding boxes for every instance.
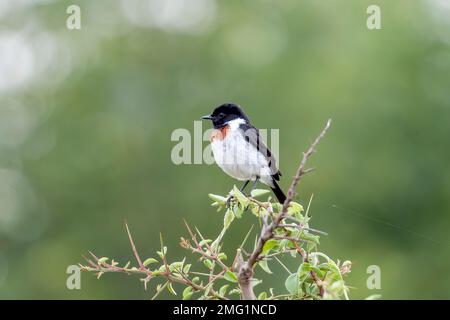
[201,114,213,120]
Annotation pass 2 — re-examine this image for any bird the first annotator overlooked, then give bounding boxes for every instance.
[202,103,286,203]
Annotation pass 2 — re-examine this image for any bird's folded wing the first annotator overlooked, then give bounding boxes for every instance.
[238,123,281,180]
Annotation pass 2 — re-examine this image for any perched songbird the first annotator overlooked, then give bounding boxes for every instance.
[202,103,286,203]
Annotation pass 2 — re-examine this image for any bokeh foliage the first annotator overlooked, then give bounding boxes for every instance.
[0,0,449,299]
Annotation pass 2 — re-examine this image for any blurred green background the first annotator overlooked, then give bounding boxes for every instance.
[0,0,449,299]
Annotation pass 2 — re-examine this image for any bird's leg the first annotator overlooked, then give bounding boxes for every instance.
[249,177,259,194]
[240,180,250,192]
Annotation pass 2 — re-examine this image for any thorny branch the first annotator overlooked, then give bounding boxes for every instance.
[80,222,230,300]
[236,119,332,300]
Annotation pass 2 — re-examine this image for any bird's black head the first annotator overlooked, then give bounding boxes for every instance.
[202,103,250,129]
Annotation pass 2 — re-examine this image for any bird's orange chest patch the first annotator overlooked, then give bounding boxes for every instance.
[210,125,230,142]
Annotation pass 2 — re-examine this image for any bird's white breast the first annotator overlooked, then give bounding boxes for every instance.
[210,119,274,186]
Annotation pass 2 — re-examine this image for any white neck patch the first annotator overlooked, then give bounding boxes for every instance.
[226,118,246,130]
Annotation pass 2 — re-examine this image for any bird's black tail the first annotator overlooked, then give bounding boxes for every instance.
[271,179,286,204]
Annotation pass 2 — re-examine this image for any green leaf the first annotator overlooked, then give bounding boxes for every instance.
[219,284,229,296]
[272,203,283,212]
[300,232,320,245]
[306,241,316,252]
[251,205,264,217]
[169,261,184,271]
[262,239,278,255]
[192,277,200,284]
[183,264,191,274]
[167,282,177,295]
[217,252,227,261]
[318,263,332,273]
[97,257,109,264]
[258,291,268,300]
[233,203,243,219]
[224,270,238,283]
[158,265,167,272]
[288,202,304,215]
[250,189,270,198]
[203,259,213,270]
[143,258,158,266]
[298,263,313,283]
[327,280,346,296]
[258,259,273,274]
[199,239,212,246]
[224,208,235,229]
[229,288,241,295]
[182,286,193,300]
[208,194,228,204]
[285,273,299,295]
[233,185,249,207]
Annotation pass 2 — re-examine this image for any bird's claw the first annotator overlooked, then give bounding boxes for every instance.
[226,195,234,208]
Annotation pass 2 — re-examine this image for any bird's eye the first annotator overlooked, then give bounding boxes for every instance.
[219,113,225,118]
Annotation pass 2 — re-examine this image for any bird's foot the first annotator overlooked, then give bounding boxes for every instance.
[226,195,235,208]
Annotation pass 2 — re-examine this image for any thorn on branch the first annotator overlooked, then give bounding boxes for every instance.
[125,222,145,270]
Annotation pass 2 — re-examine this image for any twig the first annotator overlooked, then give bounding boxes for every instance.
[182,220,230,272]
[151,281,169,300]
[125,222,145,270]
[236,119,332,300]
[274,256,292,274]
[81,222,224,298]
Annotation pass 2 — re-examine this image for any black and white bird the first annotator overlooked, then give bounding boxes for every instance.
[202,103,286,203]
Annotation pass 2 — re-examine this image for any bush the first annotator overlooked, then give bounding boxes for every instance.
[80,119,352,300]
